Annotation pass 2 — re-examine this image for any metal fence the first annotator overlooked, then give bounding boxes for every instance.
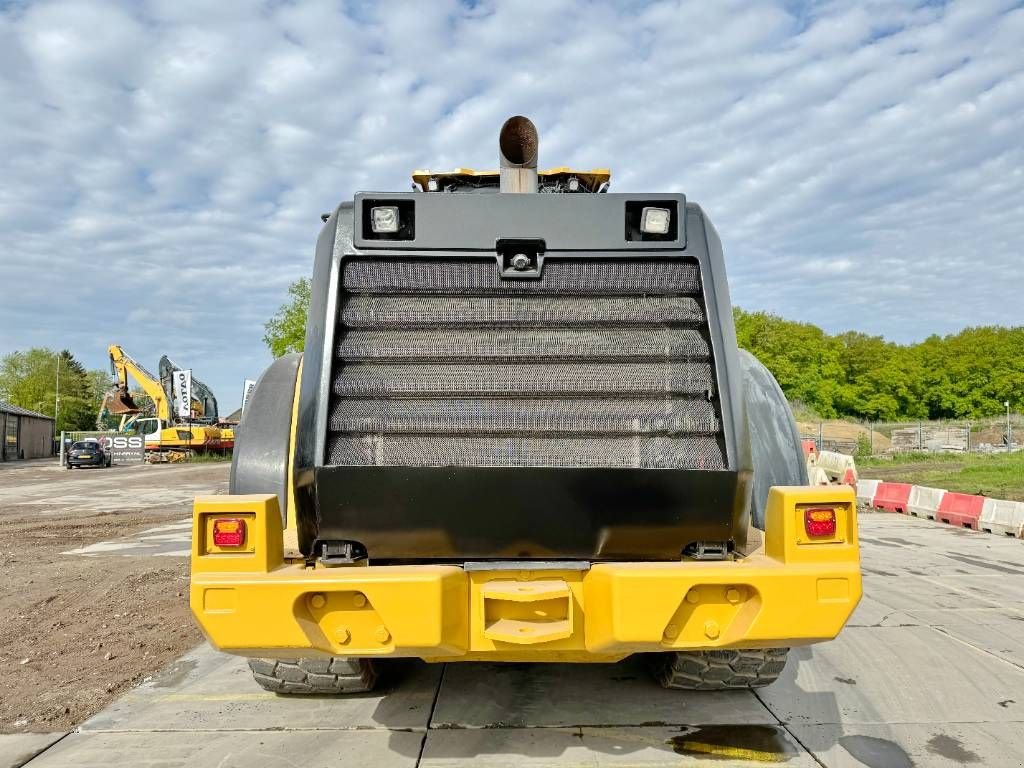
[799,413,1023,457]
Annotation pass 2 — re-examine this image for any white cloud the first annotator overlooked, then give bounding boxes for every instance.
[1,0,1022,409]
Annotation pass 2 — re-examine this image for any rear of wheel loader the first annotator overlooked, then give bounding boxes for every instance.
[190,117,861,693]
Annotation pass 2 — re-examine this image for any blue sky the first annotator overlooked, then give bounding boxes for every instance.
[1,0,1022,410]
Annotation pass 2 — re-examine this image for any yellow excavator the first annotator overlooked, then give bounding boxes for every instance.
[103,344,222,458]
[159,355,235,451]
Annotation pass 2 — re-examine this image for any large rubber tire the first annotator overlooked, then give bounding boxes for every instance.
[739,349,807,530]
[248,657,378,695]
[229,353,301,525]
[653,648,790,690]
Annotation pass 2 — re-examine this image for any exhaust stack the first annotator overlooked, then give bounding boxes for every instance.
[499,115,538,193]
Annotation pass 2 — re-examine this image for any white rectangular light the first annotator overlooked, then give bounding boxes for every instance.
[640,206,671,235]
[370,206,400,233]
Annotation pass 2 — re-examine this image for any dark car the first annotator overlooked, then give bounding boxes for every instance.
[66,439,111,469]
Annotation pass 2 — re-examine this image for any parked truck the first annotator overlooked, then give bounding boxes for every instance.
[190,117,861,693]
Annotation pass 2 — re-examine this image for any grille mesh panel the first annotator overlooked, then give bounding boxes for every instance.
[337,328,710,362]
[341,295,706,329]
[342,258,700,295]
[329,398,720,435]
[335,362,715,397]
[327,434,725,469]
[328,255,725,469]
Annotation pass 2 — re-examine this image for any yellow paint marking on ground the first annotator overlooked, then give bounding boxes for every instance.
[675,740,787,762]
[155,692,278,702]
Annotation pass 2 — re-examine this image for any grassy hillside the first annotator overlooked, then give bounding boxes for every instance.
[860,451,1024,501]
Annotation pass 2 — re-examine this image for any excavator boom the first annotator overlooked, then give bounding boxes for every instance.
[108,344,170,421]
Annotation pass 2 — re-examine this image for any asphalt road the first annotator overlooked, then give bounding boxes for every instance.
[4,509,1024,766]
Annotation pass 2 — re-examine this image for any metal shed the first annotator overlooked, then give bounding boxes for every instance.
[0,402,55,461]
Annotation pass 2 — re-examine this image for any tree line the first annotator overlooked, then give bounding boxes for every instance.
[734,309,1023,421]
[0,349,110,432]
[261,278,1022,422]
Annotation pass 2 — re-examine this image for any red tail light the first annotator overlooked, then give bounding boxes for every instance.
[804,507,837,538]
[212,518,246,548]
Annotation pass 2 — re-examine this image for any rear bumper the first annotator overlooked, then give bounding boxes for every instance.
[190,487,861,661]
[68,456,105,466]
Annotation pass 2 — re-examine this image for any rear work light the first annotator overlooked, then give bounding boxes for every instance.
[803,507,837,538]
[212,518,247,548]
[640,206,671,235]
[370,205,400,233]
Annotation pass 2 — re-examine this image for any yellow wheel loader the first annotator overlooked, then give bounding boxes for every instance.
[190,117,860,694]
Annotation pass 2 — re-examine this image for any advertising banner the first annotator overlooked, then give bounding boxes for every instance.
[241,379,257,416]
[62,431,145,464]
[172,369,193,420]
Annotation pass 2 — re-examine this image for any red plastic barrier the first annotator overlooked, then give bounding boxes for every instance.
[873,482,912,513]
[802,439,818,460]
[936,492,984,529]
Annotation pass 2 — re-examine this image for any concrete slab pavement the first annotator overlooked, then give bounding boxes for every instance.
[16,512,1024,767]
[62,520,192,557]
[758,625,1024,725]
[420,726,821,766]
[791,723,1024,767]
[0,734,65,768]
[432,657,776,729]
[22,731,423,768]
[81,646,441,733]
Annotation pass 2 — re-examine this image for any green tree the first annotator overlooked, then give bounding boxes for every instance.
[0,348,110,431]
[263,278,310,357]
[258,283,1023,421]
[734,310,1023,421]
[733,309,844,417]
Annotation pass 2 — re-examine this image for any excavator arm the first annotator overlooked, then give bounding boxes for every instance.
[108,345,171,422]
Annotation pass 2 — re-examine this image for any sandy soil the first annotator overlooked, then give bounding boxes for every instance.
[0,460,228,733]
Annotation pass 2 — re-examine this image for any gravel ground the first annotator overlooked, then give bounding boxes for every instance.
[0,460,228,733]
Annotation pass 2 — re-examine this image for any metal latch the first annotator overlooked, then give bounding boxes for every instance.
[496,238,545,279]
[684,541,731,561]
[317,541,367,567]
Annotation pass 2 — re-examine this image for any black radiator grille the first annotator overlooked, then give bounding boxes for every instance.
[327,257,725,469]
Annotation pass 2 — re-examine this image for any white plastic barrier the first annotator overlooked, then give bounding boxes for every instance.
[907,486,946,520]
[808,465,831,486]
[856,479,881,506]
[979,498,1024,537]
[817,450,858,484]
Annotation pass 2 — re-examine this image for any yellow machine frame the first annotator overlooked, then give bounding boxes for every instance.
[191,485,860,663]
[192,358,860,662]
[411,167,611,193]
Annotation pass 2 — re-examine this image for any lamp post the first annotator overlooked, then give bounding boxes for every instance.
[54,352,61,428]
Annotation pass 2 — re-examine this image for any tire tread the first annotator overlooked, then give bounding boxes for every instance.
[654,648,789,690]
[247,657,378,695]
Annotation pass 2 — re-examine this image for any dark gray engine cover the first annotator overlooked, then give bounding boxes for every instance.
[229,353,301,523]
[739,349,807,529]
